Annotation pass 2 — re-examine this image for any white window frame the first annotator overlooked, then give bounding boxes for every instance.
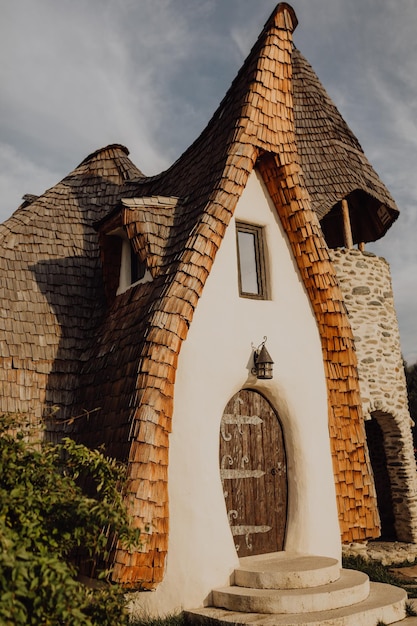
[117,237,152,295]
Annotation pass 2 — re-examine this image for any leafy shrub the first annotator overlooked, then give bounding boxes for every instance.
[0,414,141,625]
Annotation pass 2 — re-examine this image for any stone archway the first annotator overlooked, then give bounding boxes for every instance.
[366,410,417,542]
[365,417,396,539]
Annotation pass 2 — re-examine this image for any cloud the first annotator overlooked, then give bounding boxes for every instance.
[0,143,63,213]
[0,0,259,214]
[0,0,199,217]
[1,0,416,361]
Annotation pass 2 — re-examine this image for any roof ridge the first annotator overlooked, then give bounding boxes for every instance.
[78,143,130,167]
[122,196,179,208]
[263,3,298,34]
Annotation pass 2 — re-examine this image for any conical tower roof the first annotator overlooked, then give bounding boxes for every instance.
[292,47,398,244]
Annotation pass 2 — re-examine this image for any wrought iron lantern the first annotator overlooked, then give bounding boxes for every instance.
[252,337,274,380]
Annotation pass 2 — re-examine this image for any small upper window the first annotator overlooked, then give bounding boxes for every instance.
[117,238,152,294]
[130,246,147,284]
[236,222,268,299]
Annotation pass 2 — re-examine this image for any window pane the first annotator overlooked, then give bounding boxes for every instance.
[131,247,146,284]
[238,230,259,294]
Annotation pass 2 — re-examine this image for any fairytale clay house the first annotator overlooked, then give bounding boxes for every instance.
[1,3,416,623]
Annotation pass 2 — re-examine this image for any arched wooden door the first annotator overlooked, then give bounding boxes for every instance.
[219,389,287,557]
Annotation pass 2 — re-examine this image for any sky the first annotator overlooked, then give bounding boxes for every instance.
[1,0,416,363]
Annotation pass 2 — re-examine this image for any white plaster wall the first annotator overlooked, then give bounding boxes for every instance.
[131,170,340,617]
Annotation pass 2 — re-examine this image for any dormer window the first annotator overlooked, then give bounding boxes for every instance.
[117,237,152,295]
[97,204,159,303]
[130,246,146,283]
[236,221,268,300]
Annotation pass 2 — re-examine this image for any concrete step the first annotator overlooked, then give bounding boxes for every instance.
[213,569,369,614]
[399,618,417,625]
[393,599,417,624]
[235,553,340,589]
[186,581,407,626]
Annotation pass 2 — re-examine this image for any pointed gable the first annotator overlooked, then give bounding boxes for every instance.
[70,3,381,587]
[122,196,179,276]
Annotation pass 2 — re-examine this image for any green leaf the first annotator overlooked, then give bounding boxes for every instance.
[0,412,141,625]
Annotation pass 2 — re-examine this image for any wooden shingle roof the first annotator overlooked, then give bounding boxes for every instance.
[0,3,387,588]
[0,144,143,424]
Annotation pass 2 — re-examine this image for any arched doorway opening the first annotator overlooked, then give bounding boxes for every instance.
[365,416,396,540]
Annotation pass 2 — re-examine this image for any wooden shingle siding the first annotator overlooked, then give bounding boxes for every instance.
[259,154,380,542]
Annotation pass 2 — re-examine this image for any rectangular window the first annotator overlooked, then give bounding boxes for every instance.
[236,222,268,299]
[130,246,146,284]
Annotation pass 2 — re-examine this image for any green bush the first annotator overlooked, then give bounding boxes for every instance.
[0,414,141,625]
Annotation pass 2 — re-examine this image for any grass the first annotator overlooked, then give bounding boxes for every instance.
[343,553,417,599]
[343,554,408,587]
[130,613,186,626]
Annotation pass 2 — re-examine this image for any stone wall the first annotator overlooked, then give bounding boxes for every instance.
[330,248,417,542]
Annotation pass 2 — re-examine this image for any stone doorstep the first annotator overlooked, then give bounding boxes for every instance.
[213,569,370,614]
[186,582,407,626]
[186,551,411,626]
[235,553,340,589]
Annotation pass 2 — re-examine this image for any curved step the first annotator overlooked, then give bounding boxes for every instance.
[236,553,340,589]
[213,569,369,614]
[187,582,406,625]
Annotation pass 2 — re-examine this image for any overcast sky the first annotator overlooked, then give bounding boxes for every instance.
[1,0,416,363]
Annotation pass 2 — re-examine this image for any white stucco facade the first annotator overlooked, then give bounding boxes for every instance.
[131,170,340,616]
